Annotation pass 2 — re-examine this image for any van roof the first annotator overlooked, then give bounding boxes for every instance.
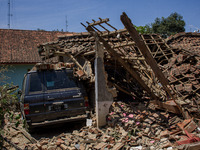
[30,63,75,72]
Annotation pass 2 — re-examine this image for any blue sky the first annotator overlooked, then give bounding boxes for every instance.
[0,0,199,32]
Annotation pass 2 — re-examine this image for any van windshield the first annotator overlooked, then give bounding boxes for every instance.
[44,70,77,91]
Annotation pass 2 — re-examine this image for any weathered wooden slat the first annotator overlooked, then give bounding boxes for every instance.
[83,50,95,56]
[112,41,135,48]
[121,56,145,60]
[101,28,127,37]
[157,34,175,54]
[88,18,109,26]
[149,35,169,60]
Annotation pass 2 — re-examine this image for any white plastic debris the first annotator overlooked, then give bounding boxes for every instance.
[86,119,92,126]
[197,127,200,132]
[130,146,143,150]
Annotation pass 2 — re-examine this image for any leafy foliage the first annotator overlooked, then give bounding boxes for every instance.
[134,12,185,38]
[134,25,152,34]
[0,66,10,84]
[151,12,185,38]
[37,28,46,31]
[0,66,19,148]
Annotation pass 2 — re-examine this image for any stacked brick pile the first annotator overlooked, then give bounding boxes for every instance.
[4,102,200,150]
[166,33,200,118]
[167,32,200,56]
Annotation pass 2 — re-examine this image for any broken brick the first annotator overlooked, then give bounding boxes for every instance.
[75,70,85,77]
[184,120,197,133]
[65,135,73,143]
[176,54,184,63]
[184,84,192,92]
[112,143,124,150]
[160,130,170,138]
[56,138,65,145]
[94,142,108,149]
[40,139,48,146]
[60,144,68,150]
[175,84,183,92]
[179,64,190,74]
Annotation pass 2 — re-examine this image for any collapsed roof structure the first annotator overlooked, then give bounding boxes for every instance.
[38,13,199,121]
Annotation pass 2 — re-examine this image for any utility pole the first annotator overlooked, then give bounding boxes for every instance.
[8,0,12,29]
[65,15,68,32]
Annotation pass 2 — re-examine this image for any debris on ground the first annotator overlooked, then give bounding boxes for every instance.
[3,102,200,149]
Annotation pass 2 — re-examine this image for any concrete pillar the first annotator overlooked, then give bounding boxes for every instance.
[95,35,113,127]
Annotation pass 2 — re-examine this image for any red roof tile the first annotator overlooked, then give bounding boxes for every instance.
[166,32,200,56]
[0,29,73,64]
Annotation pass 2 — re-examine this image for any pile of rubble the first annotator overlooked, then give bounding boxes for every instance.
[2,112,36,150]
[167,32,200,56]
[3,102,200,150]
[163,52,200,117]
[163,32,200,118]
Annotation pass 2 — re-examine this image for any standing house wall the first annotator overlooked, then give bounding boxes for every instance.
[0,64,34,89]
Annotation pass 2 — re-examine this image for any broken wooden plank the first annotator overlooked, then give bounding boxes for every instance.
[86,27,159,100]
[88,18,109,26]
[121,56,145,60]
[120,12,172,98]
[112,41,135,48]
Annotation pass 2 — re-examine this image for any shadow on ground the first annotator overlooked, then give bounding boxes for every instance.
[30,120,86,140]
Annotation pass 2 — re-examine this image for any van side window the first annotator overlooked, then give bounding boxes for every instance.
[29,72,43,93]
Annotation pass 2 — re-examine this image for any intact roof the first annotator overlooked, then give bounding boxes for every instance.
[0,29,73,64]
[166,32,200,56]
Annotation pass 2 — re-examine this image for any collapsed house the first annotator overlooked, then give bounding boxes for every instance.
[28,12,200,148]
[38,13,199,118]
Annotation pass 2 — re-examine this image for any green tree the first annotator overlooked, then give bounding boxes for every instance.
[151,12,185,38]
[37,28,46,31]
[0,66,19,148]
[134,25,152,34]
